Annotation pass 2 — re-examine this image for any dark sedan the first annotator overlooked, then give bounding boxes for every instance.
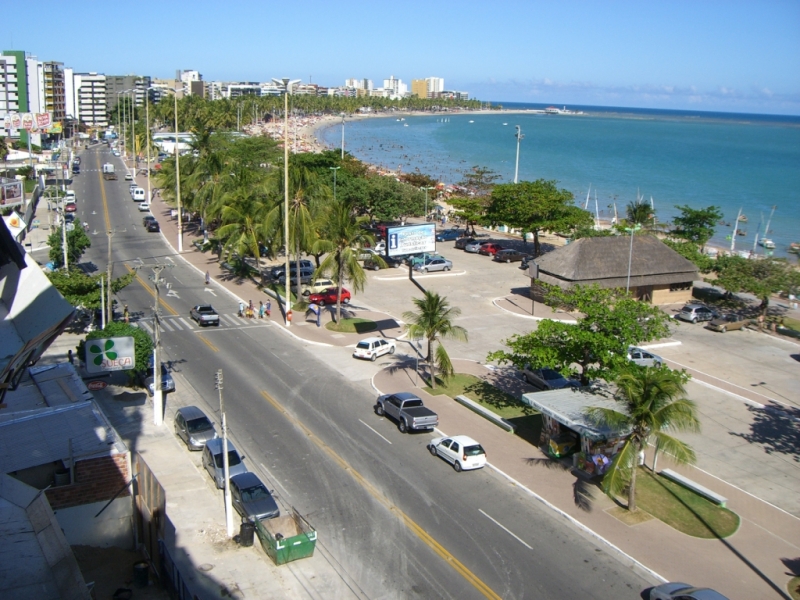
[364,256,403,270]
[436,228,463,242]
[147,220,160,232]
[230,472,280,522]
[493,249,528,263]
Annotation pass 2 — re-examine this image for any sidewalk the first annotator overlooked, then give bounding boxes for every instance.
[143,182,799,599]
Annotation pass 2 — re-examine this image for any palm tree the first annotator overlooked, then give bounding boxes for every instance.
[586,367,700,512]
[402,292,468,389]
[315,199,373,323]
[626,198,656,229]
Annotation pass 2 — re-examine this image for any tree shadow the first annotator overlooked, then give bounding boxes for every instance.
[523,456,597,512]
[730,402,800,463]
[783,557,800,577]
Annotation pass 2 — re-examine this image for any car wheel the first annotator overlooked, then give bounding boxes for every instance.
[691,317,698,324]
[421,268,427,273]
[398,420,408,433]
[393,263,400,268]
[453,460,462,473]
[506,259,511,263]
[445,266,451,271]
[429,444,438,456]
[375,404,384,416]
[720,326,727,333]
[370,354,377,362]
[343,297,350,304]
[389,346,395,354]
[302,290,310,296]
[318,300,326,307]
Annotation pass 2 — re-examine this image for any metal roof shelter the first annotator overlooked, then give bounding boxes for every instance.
[521,387,631,441]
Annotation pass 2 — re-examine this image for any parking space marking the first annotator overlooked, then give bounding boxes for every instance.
[358,419,392,444]
[478,509,532,550]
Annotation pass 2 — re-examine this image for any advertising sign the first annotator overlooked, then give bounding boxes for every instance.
[84,336,136,374]
[36,112,52,129]
[1,112,53,132]
[0,179,24,208]
[87,380,108,391]
[386,223,436,257]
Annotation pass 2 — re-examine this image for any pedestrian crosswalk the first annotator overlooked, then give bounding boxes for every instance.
[136,313,271,335]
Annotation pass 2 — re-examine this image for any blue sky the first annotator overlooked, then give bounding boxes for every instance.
[6,0,799,115]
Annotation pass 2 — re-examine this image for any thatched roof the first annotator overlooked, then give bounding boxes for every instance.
[533,235,698,289]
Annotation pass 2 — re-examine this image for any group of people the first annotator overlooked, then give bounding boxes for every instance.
[239,299,271,319]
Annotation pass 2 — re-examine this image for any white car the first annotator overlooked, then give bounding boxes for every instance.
[138,202,150,212]
[295,278,334,296]
[429,435,487,472]
[627,346,663,367]
[353,337,396,361]
[124,172,133,181]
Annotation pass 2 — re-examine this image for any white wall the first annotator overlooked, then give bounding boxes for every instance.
[52,497,134,549]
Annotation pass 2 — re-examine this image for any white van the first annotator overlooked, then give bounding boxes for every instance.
[133,187,146,202]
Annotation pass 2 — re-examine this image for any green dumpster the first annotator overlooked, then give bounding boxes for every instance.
[254,508,317,565]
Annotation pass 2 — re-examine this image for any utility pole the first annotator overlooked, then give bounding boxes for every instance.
[174,88,184,252]
[216,369,234,537]
[340,113,346,159]
[514,125,524,184]
[330,166,340,201]
[106,230,114,323]
[60,207,69,270]
[150,265,166,426]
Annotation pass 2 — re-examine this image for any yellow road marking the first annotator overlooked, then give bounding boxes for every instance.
[259,390,500,600]
[125,264,179,316]
[197,334,218,352]
[95,153,112,232]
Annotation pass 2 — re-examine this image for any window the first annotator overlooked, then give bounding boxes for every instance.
[450,442,460,453]
[441,440,452,449]
[464,445,485,457]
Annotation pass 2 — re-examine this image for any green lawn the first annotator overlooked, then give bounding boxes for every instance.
[326,318,377,334]
[635,468,740,538]
[422,373,542,446]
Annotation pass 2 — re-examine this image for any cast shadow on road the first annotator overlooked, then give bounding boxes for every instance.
[730,402,800,463]
[523,456,596,512]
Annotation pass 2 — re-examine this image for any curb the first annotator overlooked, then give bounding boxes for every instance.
[454,395,515,433]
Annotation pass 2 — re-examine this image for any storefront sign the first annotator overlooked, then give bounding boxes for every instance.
[85,336,136,374]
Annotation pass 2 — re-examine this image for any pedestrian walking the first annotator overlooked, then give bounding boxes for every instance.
[205,271,210,285]
[123,305,129,324]
[265,298,271,318]
[248,300,255,319]
[238,301,245,318]
[258,301,265,319]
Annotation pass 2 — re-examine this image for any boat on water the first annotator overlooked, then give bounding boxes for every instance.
[737,229,747,236]
[738,214,748,222]
[789,242,800,254]
[469,120,474,123]
[503,122,508,125]
[759,238,776,249]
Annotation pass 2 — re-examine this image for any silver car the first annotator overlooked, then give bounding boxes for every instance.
[464,240,483,253]
[674,303,717,324]
[174,406,217,450]
[413,257,453,273]
[202,438,248,488]
[627,346,663,367]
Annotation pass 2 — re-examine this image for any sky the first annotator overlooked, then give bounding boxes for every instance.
[6,0,800,115]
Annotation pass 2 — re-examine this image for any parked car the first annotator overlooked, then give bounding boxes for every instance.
[296,278,335,295]
[190,304,220,326]
[627,346,663,367]
[674,303,718,324]
[138,202,150,212]
[413,256,453,273]
[464,240,484,253]
[375,392,439,433]
[143,215,157,228]
[436,228,462,242]
[455,237,477,250]
[129,183,138,196]
[275,266,314,285]
[428,435,487,472]
[521,365,580,390]
[173,406,217,450]
[308,287,351,306]
[707,313,752,333]
[493,249,528,263]
[143,361,175,395]
[147,220,160,232]
[353,337,396,361]
[478,242,504,256]
[202,438,248,489]
[649,582,729,600]
[133,188,146,202]
[230,472,280,522]
[64,200,77,213]
[364,256,403,270]
[406,252,440,267]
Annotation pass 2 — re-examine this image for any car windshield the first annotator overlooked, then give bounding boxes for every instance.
[541,369,563,380]
[356,341,371,350]
[403,398,423,408]
[464,445,485,457]
[213,451,242,468]
[241,485,270,502]
[187,417,213,434]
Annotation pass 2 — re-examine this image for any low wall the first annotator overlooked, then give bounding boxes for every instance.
[52,496,134,549]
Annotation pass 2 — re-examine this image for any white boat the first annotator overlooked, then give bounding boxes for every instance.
[503,122,508,125]
[469,120,474,123]
[759,238,776,249]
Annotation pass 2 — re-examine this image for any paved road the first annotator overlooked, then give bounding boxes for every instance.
[70,146,654,599]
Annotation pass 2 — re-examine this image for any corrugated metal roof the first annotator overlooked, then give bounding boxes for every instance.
[0,402,126,474]
[30,364,94,405]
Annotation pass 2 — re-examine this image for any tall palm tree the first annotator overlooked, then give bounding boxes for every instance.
[213,167,271,268]
[402,292,468,389]
[315,199,373,323]
[586,367,700,512]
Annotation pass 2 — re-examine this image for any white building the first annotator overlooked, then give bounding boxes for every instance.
[345,78,373,91]
[426,77,445,96]
[74,73,108,128]
[382,75,408,98]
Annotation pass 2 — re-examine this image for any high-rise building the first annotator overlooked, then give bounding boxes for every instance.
[382,76,407,99]
[74,73,108,128]
[1,51,39,142]
[177,70,204,97]
[411,79,427,99]
[106,75,152,110]
[426,77,445,96]
[42,62,66,122]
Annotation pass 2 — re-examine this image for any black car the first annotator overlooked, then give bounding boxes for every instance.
[436,228,463,242]
[71,164,80,174]
[364,255,403,270]
[493,249,528,263]
[455,237,477,250]
[143,215,157,228]
[230,472,280,522]
[147,220,160,232]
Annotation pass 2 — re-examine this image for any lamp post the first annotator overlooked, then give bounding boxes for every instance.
[173,87,183,252]
[421,186,435,220]
[330,166,340,201]
[340,113,346,159]
[625,224,641,294]
[514,125,524,184]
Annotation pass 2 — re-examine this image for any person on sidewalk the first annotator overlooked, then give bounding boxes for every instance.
[265,298,271,318]
[258,301,265,319]
[205,271,210,285]
[238,301,245,318]
[123,305,129,324]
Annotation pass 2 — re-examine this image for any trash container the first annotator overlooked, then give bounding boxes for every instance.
[239,521,255,547]
[132,561,149,588]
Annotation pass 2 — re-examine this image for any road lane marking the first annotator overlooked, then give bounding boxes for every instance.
[204,288,218,296]
[96,155,112,232]
[358,419,392,444]
[478,509,532,550]
[125,264,179,315]
[197,334,218,352]
[259,390,500,600]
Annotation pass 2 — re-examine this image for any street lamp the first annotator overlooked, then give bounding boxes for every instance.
[173,87,183,252]
[514,125,524,184]
[625,224,642,294]
[340,113,346,159]
[421,186,435,220]
[330,166,340,201]
[116,90,130,155]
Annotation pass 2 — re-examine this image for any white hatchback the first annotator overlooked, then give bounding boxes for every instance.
[138,202,150,212]
[429,435,487,472]
[353,337,396,361]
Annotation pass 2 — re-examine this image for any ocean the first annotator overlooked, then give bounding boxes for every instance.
[318,103,800,257]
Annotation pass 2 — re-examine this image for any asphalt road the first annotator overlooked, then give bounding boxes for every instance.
[72,145,654,599]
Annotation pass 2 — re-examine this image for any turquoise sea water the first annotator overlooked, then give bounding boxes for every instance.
[318,104,800,257]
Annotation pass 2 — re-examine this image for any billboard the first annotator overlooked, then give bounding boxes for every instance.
[1,112,53,132]
[85,336,137,374]
[386,223,436,257]
[0,179,23,208]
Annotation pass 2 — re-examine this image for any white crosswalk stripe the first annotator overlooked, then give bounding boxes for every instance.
[137,321,153,335]
[178,317,194,329]
[169,319,184,331]
[160,320,175,332]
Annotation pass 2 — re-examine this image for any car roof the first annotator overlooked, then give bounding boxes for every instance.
[205,438,238,454]
[230,471,264,488]
[176,406,209,421]
[449,435,481,446]
[358,337,383,344]
[392,391,422,401]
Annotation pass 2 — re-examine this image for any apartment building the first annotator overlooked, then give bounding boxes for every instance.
[105,75,152,110]
[74,73,108,128]
[42,62,67,122]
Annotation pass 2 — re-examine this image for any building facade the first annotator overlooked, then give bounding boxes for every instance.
[73,73,108,128]
[106,74,152,110]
